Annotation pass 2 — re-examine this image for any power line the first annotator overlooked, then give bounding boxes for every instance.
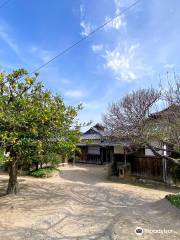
[31,0,141,74]
[0,0,12,9]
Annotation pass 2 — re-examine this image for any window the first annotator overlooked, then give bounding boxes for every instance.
[88,146,100,155]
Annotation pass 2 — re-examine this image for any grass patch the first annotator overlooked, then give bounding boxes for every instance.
[30,167,59,178]
[166,194,180,208]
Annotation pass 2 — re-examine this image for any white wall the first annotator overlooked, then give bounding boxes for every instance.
[145,141,167,157]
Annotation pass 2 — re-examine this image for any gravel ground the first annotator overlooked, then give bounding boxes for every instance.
[0,164,179,240]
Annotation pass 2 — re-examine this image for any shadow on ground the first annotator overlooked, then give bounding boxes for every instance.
[0,164,179,240]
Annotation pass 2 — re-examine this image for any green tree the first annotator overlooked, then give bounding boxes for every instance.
[0,69,81,194]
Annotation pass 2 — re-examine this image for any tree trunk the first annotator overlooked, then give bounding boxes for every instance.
[7,161,19,194]
[35,162,39,170]
[146,143,180,165]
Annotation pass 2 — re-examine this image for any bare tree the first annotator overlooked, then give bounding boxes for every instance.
[164,74,180,105]
[103,86,180,165]
[161,78,180,151]
[103,88,160,142]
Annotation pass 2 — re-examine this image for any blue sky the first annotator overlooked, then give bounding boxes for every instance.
[0,0,180,129]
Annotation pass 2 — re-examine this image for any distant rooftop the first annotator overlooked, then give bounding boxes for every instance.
[81,123,109,140]
[150,104,180,119]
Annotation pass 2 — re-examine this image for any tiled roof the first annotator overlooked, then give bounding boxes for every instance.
[81,133,101,140]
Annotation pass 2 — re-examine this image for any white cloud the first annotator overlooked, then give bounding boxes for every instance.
[60,79,71,84]
[80,21,93,36]
[64,89,85,98]
[114,0,121,8]
[0,21,21,58]
[29,46,55,63]
[114,0,133,8]
[104,0,127,31]
[82,100,106,110]
[103,43,149,82]
[0,31,19,55]
[0,20,56,68]
[105,13,126,30]
[79,4,94,37]
[164,63,175,69]
[91,44,103,52]
[80,4,85,18]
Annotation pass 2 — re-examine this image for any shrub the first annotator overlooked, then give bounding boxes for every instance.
[166,194,180,208]
[30,167,59,178]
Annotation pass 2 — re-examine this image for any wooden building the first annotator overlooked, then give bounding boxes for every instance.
[76,124,113,164]
[76,105,179,184]
[110,105,180,184]
[112,144,170,182]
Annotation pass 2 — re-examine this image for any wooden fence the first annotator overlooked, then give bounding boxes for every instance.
[130,156,163,181]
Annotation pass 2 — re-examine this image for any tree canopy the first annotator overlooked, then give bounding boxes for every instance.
[0,69,81,194]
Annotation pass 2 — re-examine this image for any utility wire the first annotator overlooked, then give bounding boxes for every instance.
[30,0,141,74]
[0,0,12,9]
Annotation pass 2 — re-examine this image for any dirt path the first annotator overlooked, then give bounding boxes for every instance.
[0,164,179,240]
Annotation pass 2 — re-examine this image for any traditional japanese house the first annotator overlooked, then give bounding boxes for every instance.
[76,105,179,184]
[76,123,113,164]
[113,143,168,182]
[111,105,180,184]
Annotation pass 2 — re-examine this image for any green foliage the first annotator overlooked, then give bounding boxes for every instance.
[0,68,81,170]
[30,167,59,178]
[166,194,180,208]
[35,153,63,167]
[0,148,4,163]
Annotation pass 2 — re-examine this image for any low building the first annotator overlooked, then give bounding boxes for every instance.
[76,105,179,184]
[76,123,113,164]
[111,105,180,184]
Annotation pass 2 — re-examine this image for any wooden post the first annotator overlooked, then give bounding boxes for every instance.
[124,147,127,165]
[73,151,75,165]
[110,148,113,163]
[162,158,167,183]
[100,147,104,165]
[108,147,114,177]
